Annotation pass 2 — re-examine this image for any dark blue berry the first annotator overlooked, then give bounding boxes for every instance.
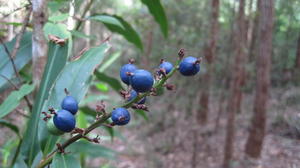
[61,96,78,115]
[53,109,76,132]
[120,63,137,85]
[130,69,154,93]
[179,56,200,76]
[127,90,146,104]
[111,108,130,125]
[159,61,173,74]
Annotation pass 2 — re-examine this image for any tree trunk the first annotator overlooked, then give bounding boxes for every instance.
[32,0,48,88]
[295,34,300,69]
[197,0,219,125]
[223,0,246,167]
[245,0,274,158]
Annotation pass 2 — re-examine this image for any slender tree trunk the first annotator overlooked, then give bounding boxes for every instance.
[295,34,300,69]
[223,0,246,167]
[245,0,274,158]
[32,0,48,88]
[197,0,219,125]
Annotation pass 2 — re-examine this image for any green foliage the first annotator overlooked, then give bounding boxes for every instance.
[89,14,143,50]
[95,71,124,92]
[0,84,34,119]
[52,153,81,168]
[0,119,20,137]
[0,32,32,90]
[141,0,169,37]
[20,40,69,166]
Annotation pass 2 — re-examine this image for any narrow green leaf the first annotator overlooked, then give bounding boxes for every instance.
[80,95,110,105]
[20,40,69,166]
[0,22,23,26]
[69,141,116,159]
[95,71,124,92]
[80,106,97,116]
[89,14,143,50]
[141,0,168,37]
[52,153,81,168]
[39,42,111,157]
[135,109,149,121]
[77,111,88,129]
[0,32,32,89]
[0,119,19,136]
[0,84,34,118]
[99,52,121,72]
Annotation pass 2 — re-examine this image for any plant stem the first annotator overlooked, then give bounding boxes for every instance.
[37,59,180,168]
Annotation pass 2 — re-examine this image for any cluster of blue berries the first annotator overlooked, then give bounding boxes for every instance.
[45,49,201,135]
[112,53,201,126]
[46,93,78,135]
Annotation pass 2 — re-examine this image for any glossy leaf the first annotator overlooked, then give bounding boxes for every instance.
[141,0,168,37]
[52,153,81,168]
[0,119,20,137]
[95,71,124,92]
[39,42,110,156]
[0,84,34,118]
[20,40,69,166]
[69,141,116,159]
[89,14,143,50]
[71,30,96,40]
[135,109,149,121]
[0,32,32,89]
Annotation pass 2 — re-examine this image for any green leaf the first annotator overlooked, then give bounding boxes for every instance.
[80,106,97,116]
[0,22,23,26]
[95,71,124,92]
[69,141,116,159]
[70,30,96,40]
[80,95,110,105]
[0,32,32,89]
[77,111,88,129]
[0,84,34,118]
[49,13,69,22]
[52,153,81,168]
[0,119,20,137]
[95,83,109,92]
[141,0,168,37]
[89,14,143,50]
[98,52,121,72]
[102,125,114,141]
[20,40,69,166]
[39,42,110,157]
[135,109,149,121]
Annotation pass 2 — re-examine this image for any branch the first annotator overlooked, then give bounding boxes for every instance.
[37,59,181,168]
[0,7,33,111]
[1,4,31,18]
[74,0,94,31]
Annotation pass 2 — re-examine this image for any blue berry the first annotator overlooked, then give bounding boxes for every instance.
[53,109,76,132]
[120,63,137,85]
[127,90,146,104]
[130,69,154,93]
[111,108,131,125]
[159,61,173,74]
[179,56,200,76]
[61,96,78,115]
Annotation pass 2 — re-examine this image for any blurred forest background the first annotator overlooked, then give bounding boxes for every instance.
[1,0,300,168]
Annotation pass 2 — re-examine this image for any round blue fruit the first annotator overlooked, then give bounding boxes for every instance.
[179,56,200,76]
[61,96,78,115]
[159,61,173,74]
[111,108,131,125]
[130,69,154,93]
[53,109,76,132]
[127,90,146,104]
[120,63,137,85]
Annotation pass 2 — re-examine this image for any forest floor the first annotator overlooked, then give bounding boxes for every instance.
[100,87,300,168]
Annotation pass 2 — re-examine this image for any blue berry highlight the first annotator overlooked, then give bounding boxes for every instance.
[53,109,76,132]
[130,69,154,93]
[61,96,78,115]
[179,56,200,76]
[127,90,146,104]
[120,63,137,85]
[111,108,131,125]
[159,61,173,74]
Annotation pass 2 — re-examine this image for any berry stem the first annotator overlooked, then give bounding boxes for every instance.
[37,59,181,168]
